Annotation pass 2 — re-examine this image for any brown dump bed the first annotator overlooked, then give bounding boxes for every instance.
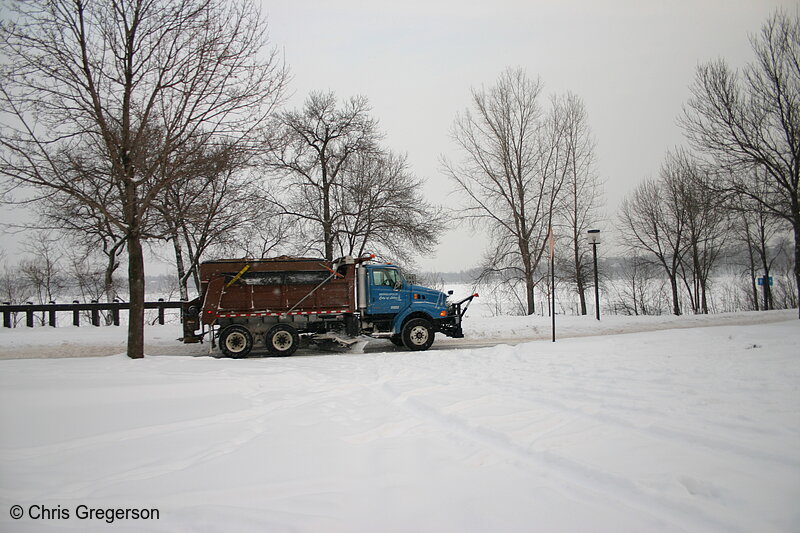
[198,257,356,324]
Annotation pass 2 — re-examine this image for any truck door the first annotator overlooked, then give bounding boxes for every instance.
[367,267,409,315]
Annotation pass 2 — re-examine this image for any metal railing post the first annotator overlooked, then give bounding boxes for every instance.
[158,298,165,325]
[91,300,100,327]
[112,299,120,326]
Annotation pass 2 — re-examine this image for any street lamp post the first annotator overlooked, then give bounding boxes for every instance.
[588,229,601,320]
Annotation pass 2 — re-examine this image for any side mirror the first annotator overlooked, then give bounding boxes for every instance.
[447,290,454,296]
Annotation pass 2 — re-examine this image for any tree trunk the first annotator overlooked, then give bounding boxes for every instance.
[746,238,759,311]
[127,233,145,359]
[172,234,189,301]
[759,246,773,311]
[102,248,120,326]
[322,197,333,261]
[700,278,709,314]
[322,167,333,261]
[525,276,535,316]
[519,239,535,315]
[680,270,697,314]
[669,275,681,316]
[104,253,117,304]
[179,225,202,296]
[794,221,800,319]
[191,264,201,296]
[574,238,587,315]
[324,229,333,261]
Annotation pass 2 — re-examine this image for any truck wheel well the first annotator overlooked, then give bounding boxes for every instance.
[400,312,433,330]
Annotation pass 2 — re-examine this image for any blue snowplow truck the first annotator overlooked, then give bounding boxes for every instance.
[181,254,478,358]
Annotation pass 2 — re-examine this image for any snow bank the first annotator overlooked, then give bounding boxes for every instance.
[459,307,799,341]
[1,318,799,532]
[0,323,200,359]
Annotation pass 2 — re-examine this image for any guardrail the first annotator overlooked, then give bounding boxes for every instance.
[1,300,185,328]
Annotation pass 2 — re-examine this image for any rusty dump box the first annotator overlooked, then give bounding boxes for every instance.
[197,256,357,325]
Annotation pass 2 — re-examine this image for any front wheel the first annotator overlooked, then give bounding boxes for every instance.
[265,324,300,356]
[219,325,253,358]
[401,318,434,351]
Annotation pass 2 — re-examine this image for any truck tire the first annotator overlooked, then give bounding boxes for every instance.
[401,318,434,351]
[219,325,253,358]
[265,324,299,356]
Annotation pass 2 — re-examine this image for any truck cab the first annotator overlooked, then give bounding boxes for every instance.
[360,263,472,350]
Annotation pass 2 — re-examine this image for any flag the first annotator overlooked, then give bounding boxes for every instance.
[547,226,555,259]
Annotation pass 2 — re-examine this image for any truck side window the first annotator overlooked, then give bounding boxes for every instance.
[372,269,398,287]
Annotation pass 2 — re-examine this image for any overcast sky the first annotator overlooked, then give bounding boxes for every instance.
[264,0,795,272]
[0,1,795,275]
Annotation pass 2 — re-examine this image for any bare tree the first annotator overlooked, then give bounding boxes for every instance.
[681,10,800,318]
[19,232,66,319]
[36,192,125,304]
[444,68,570,315]
[0,259,31,326]
[64,245,124,324]
[668,150,729,314]
[609,254,662,316]
[267,92,380,260]
[555,92,603,315]
[772,236,799,308]
[619,167,687,316]
[265,92,440,264]
[219,207,297,260]
[154,143,267,300]
[0,0,288,357]
[334,151,444,264]
[729,176,789,310]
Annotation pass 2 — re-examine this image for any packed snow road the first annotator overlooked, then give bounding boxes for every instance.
[0,308,795,360]
[0,314,798,532]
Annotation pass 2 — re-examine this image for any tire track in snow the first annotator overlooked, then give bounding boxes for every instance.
[371,380,751,533]
[367,338,800,473]
[0,381,358,501]
[504,383,800,471]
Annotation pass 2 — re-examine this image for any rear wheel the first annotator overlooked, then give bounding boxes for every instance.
[401,318,434,351]
[265,324,300,356]
[219,325,253,358]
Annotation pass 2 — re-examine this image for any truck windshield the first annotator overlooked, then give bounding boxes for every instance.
[371,268,400,287]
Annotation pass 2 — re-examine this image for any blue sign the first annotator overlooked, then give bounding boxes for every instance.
[757,276,774,286]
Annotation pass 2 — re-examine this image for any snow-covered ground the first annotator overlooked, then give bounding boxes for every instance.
[1,311,799,532]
